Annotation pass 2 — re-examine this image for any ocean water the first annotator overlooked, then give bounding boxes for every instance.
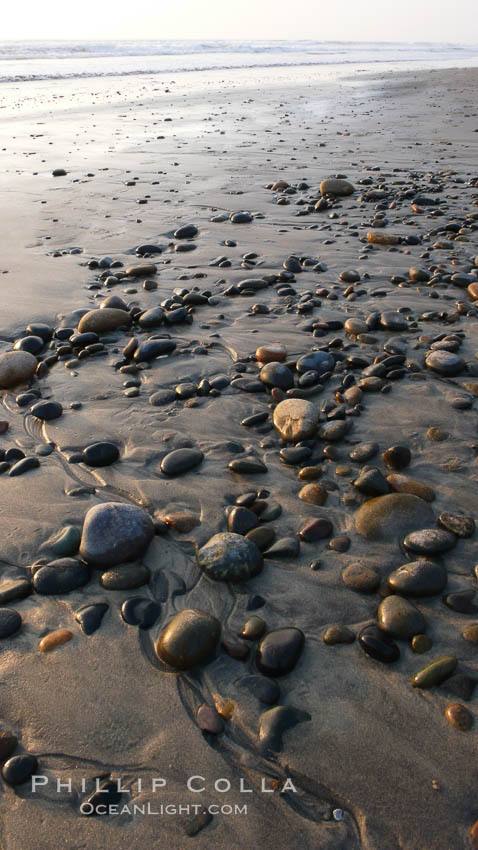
[0,39,477,83]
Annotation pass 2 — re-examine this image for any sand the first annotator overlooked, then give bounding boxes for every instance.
[0,63,477,849]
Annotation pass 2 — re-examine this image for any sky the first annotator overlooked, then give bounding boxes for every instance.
[2,0,478,43]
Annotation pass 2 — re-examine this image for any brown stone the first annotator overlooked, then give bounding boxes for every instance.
[366,231,401,245]
[462,624,478,644]
[78,308,131,334]
[298,466,322,481]
[386,473,435,502]
[445,702,473,731]
[39,629,73,653]
[255,343,287,363]
[342,562,380,593]
[162,512,200,533]
[0,351,37,388]
[298,483,328,506]
[197,704,224,734]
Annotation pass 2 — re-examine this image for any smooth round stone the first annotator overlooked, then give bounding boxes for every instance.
[160,448,203,477]
[240,615,266,641]
[462,624,478,644]
[134,339,176,361]
[345,318,368,335]
[0,578,32,605]
[386,474,435,502]
[468,281,478,300]
[298,517,333,542]
[82,442,119,467]
[260,362,294,390]
[227,506,258,535]
[0,351,37,388]
[79,502,155,567]
[426,350,465,376]
[318,420,350,442]
[2,754,38,786]
[14,335,44,354]
[149,390,177,407]
[445,702,473,731]
[197,704,224,734]
[30,400,63,421]
[342,563,380,593]
[380,311,408,331]
[403,528,456,555]
[411,634,433,653]
[175,382,196,399]
[443,590,478,615]
[298,465,322,480]
[100,563,150,590]
[298,483,328,505]
[78,308,131,334]
[125,263,157,277]
[33,558,89,594]
[230,211,253,223]
[46,525,81,557]
[438,511,475,538]
[256,627,304,677]
[255,343,287,363]
[323,625,355,645]
[280,446,312,465]
[197,532,262,582]
[228,456,267,474]
[138,307,164,328]
[388,560,447,597]
[246,526,275,551]
[273,398,319,441]
[320,178,354,196]
[354,468,388,497]
[358,623,400,663]
[412,655,457,689]
[235,674,280,705]
[156,608,221,669]
[121,597,160,629]
[378,596,425,640]
[296,350,334,375]
[0,608,21,638]
[355,494,434,540]
[9,456,40,477]
[349,442,379,463]
[264,536,299,558]
[38,628,73,652]
[174,224,198,239]
[382,445,411,470]
[74,602,108,635]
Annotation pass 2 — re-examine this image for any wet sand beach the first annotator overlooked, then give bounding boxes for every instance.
[0,62,478,849]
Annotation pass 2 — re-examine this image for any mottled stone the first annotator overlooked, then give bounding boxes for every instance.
[438,512,475,538]
[403,528,456,555]
[80,502,155,567]
[197,532,262,582]
[342,563,380,593]
[445,702,472,731]
[298,482,328,505]
[156,608,221,669]
[355,494,434,540]
[426,350,465,376]
[273,398,319,441]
